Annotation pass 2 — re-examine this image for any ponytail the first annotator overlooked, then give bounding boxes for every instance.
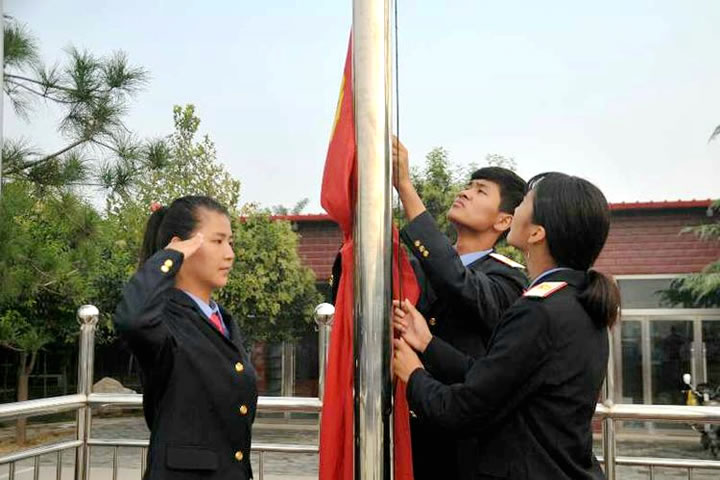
[578,269,621,329]
[139,207,168,267]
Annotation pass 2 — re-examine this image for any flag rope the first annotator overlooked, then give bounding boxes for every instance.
[393,0,404,303]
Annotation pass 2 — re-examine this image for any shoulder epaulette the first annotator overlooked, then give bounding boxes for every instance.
[488,252,525,269]
[523,282,568,298]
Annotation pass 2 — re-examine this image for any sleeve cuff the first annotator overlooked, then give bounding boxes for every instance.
[145,249,184,276]
[420,336,446,375]
[406,367,432,407]
[401,211,436,245]
[400,211,450,262]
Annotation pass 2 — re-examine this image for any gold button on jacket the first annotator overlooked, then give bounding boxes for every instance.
[235,450,244,461]
[235,362,245,373]
[239,405,248,415]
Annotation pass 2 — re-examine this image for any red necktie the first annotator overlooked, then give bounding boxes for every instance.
[209,312,226,336]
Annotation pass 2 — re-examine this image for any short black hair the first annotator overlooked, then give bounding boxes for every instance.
[470,167,527,214]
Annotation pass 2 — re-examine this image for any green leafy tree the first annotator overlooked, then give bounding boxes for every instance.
[0,181,102,443]
[661,127,720,307]
[405,147,460,236]
[223,206,321,343]
[2,16,168,191]
[484,153,517,171]
[271,198,310,215]
[661,203,720,307]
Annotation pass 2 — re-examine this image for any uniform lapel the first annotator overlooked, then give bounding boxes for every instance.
[219,306,247,353]
[167,289,240,354]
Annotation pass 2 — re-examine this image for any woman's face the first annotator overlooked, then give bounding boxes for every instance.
[507,189,535,252]
[182,209,236,290]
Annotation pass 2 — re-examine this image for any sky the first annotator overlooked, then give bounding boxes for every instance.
[6,1,720,213]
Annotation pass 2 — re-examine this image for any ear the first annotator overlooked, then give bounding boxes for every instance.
[493,212,513,234]
[527,224,546,246]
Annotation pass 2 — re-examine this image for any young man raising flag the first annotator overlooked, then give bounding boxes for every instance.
[393,139,527,479]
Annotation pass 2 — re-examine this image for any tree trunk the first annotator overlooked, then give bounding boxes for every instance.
[15,350,37,446]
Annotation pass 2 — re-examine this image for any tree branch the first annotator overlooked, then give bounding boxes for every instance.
[90,138,122,156]
[0,343,23,353]
[5,73,130,101]
[5,72,76,94]
[5,78,76,104]
[6,138,89,174]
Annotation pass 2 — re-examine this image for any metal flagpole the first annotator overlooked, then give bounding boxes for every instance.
[352,0,394,478]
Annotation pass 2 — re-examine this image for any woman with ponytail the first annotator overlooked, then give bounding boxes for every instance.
[393,173,618,480]
[114,196,257,480]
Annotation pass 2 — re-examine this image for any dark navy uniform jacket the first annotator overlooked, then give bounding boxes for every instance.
[400,211,527,479]
[407,269,608,480]
[400,211,527,355]
[114,249,257,480]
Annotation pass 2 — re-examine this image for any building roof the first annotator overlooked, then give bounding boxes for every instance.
[610,199,713,212]
[270,214,336,222]
[273,199,715,222]
[277,199,718,278]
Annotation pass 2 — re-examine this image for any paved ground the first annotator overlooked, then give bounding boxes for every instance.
[1,414,719,479]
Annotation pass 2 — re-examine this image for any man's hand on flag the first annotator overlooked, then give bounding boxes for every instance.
[392,136,412,190]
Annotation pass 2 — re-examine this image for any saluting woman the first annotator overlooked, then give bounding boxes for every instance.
[393,173,619,480]
[114,196,257,480]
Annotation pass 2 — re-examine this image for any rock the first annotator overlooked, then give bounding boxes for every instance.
[93,377,136,394]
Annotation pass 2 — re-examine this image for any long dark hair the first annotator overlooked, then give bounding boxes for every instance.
[139,195,229,266]
[528,172,620,328]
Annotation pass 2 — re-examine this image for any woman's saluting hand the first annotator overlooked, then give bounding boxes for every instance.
[166,233,204,259]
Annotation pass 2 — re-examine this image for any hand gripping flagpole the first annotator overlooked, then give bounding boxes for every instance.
[353,0,394,478]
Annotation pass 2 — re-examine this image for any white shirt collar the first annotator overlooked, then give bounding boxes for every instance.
[459,249,493,267]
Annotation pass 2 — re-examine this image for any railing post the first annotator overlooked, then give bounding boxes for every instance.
[313,303,335,402]
[75,305,98,480]
[603,324,617,480]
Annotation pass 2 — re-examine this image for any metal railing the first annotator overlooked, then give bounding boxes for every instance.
[0,306,719,480]
[0,306,325,480]
[596,403,720,479]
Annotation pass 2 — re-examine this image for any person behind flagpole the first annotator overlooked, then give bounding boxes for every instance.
[392,138,528,479]
[393,137,528,353]
[393,172,619,480]
[114,196,257,480]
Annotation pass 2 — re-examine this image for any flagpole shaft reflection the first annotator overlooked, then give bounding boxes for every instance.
[353,0,394,478]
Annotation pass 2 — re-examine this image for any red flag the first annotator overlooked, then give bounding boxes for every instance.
[319,34,420,480]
